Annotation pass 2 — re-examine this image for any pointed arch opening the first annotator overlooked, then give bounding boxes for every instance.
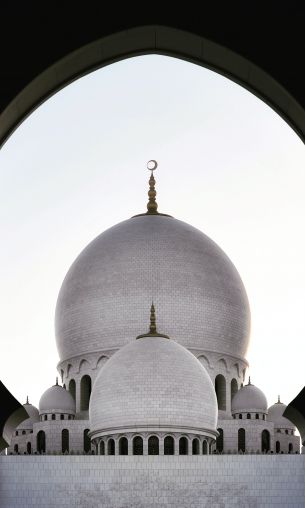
[37,431,46,454]
[192,438,200,455]
[231,378,238,402]
[216,428,224,453]
[215,374,226,410]
[179,437,188,455]
[238,428,245,452]
[133,436,143,455]
[202,440,208,455]
[61,429,69,454]
[148,436,159,455]
[261,430,270,453]
[84,429,90,453]
[107,439,115,455]
[119,437,128,455]
[164,436,174,455]
[80,375,91,410]
[69,379,76,401]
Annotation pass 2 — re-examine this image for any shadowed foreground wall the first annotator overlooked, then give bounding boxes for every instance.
[1,456,305,507]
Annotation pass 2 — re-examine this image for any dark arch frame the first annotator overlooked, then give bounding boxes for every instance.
[238,428,246,453]
[1,25,304,150]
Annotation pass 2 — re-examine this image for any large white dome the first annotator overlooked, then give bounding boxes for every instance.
[89,334,218,435]
[55,214,250,362]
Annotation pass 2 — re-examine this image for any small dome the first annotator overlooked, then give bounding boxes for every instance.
[232,381,268,413]
[90,331,218,437]
[39,383,75,415]
[267,399,296,430]
[17,400,39,430]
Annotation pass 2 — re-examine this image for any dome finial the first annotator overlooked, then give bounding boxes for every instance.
[146,160,158,214]
[278,394,281,403]
[26,395,29,404]
[136,303,170,340]
[149,302,157,334]
[248,376,251,385]
[56,377,58,386]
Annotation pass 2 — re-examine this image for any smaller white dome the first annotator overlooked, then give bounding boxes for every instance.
[17,401,39,430]
[267,400,296,430]
[232,381,268,414]
[39,383,75,415]
[90,332,218,438]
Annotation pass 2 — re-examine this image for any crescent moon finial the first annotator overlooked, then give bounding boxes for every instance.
[146,160,158,214]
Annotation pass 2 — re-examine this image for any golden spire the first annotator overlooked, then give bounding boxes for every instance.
[277,395,281,403]
[146,160,158,214]
[136,303,170,340]
[26,395,29,404]
[149,302,157,334]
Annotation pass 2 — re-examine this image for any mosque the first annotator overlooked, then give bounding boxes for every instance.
[2,161,305,507]
[6,161,300,458]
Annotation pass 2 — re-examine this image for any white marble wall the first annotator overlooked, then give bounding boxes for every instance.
[0,455,304,507]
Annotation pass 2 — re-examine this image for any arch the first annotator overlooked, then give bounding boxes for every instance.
[22,430,26,435]
[289,443,293,453]
[37,431,46,454]
[61,429,69,454]
[107,438,115,455]
[216,429,224,453]
[217,358,228,372]
[164,436,174,455]
[27,442,31,454]
[231,378,238,402]
[148,436,159,455]
[197,355,211,370]
[233,363,240,377]
[192,438,200,455]
[2,25,304,153]
[247,413,251,419]
[261,430,270,453]
[238,428,246,452]
[66,363,72,377]
[133,436,143,455]
[215,374,226,410]
[202,440,208,455]
[14,444,18,453]
[68,379,76,401]
[255,413,259,420]
[179,437,188,455]
[96,356,109,369]
[276,440,280,453]
[119,437,128,455]
[100,440,105,455]
[84,429,90,453]
[51,414,56,420]
[80,375,91,410]
[79,359,90,373]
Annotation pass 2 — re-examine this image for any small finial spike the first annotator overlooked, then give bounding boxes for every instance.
[146,160,158,214]
[248,376,251,385]
[278,395,280,403]
[26,396,29,404]
[150,302,157,334]
[56,377,58,386]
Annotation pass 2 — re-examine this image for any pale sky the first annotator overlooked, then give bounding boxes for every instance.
[1,55,305,412]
